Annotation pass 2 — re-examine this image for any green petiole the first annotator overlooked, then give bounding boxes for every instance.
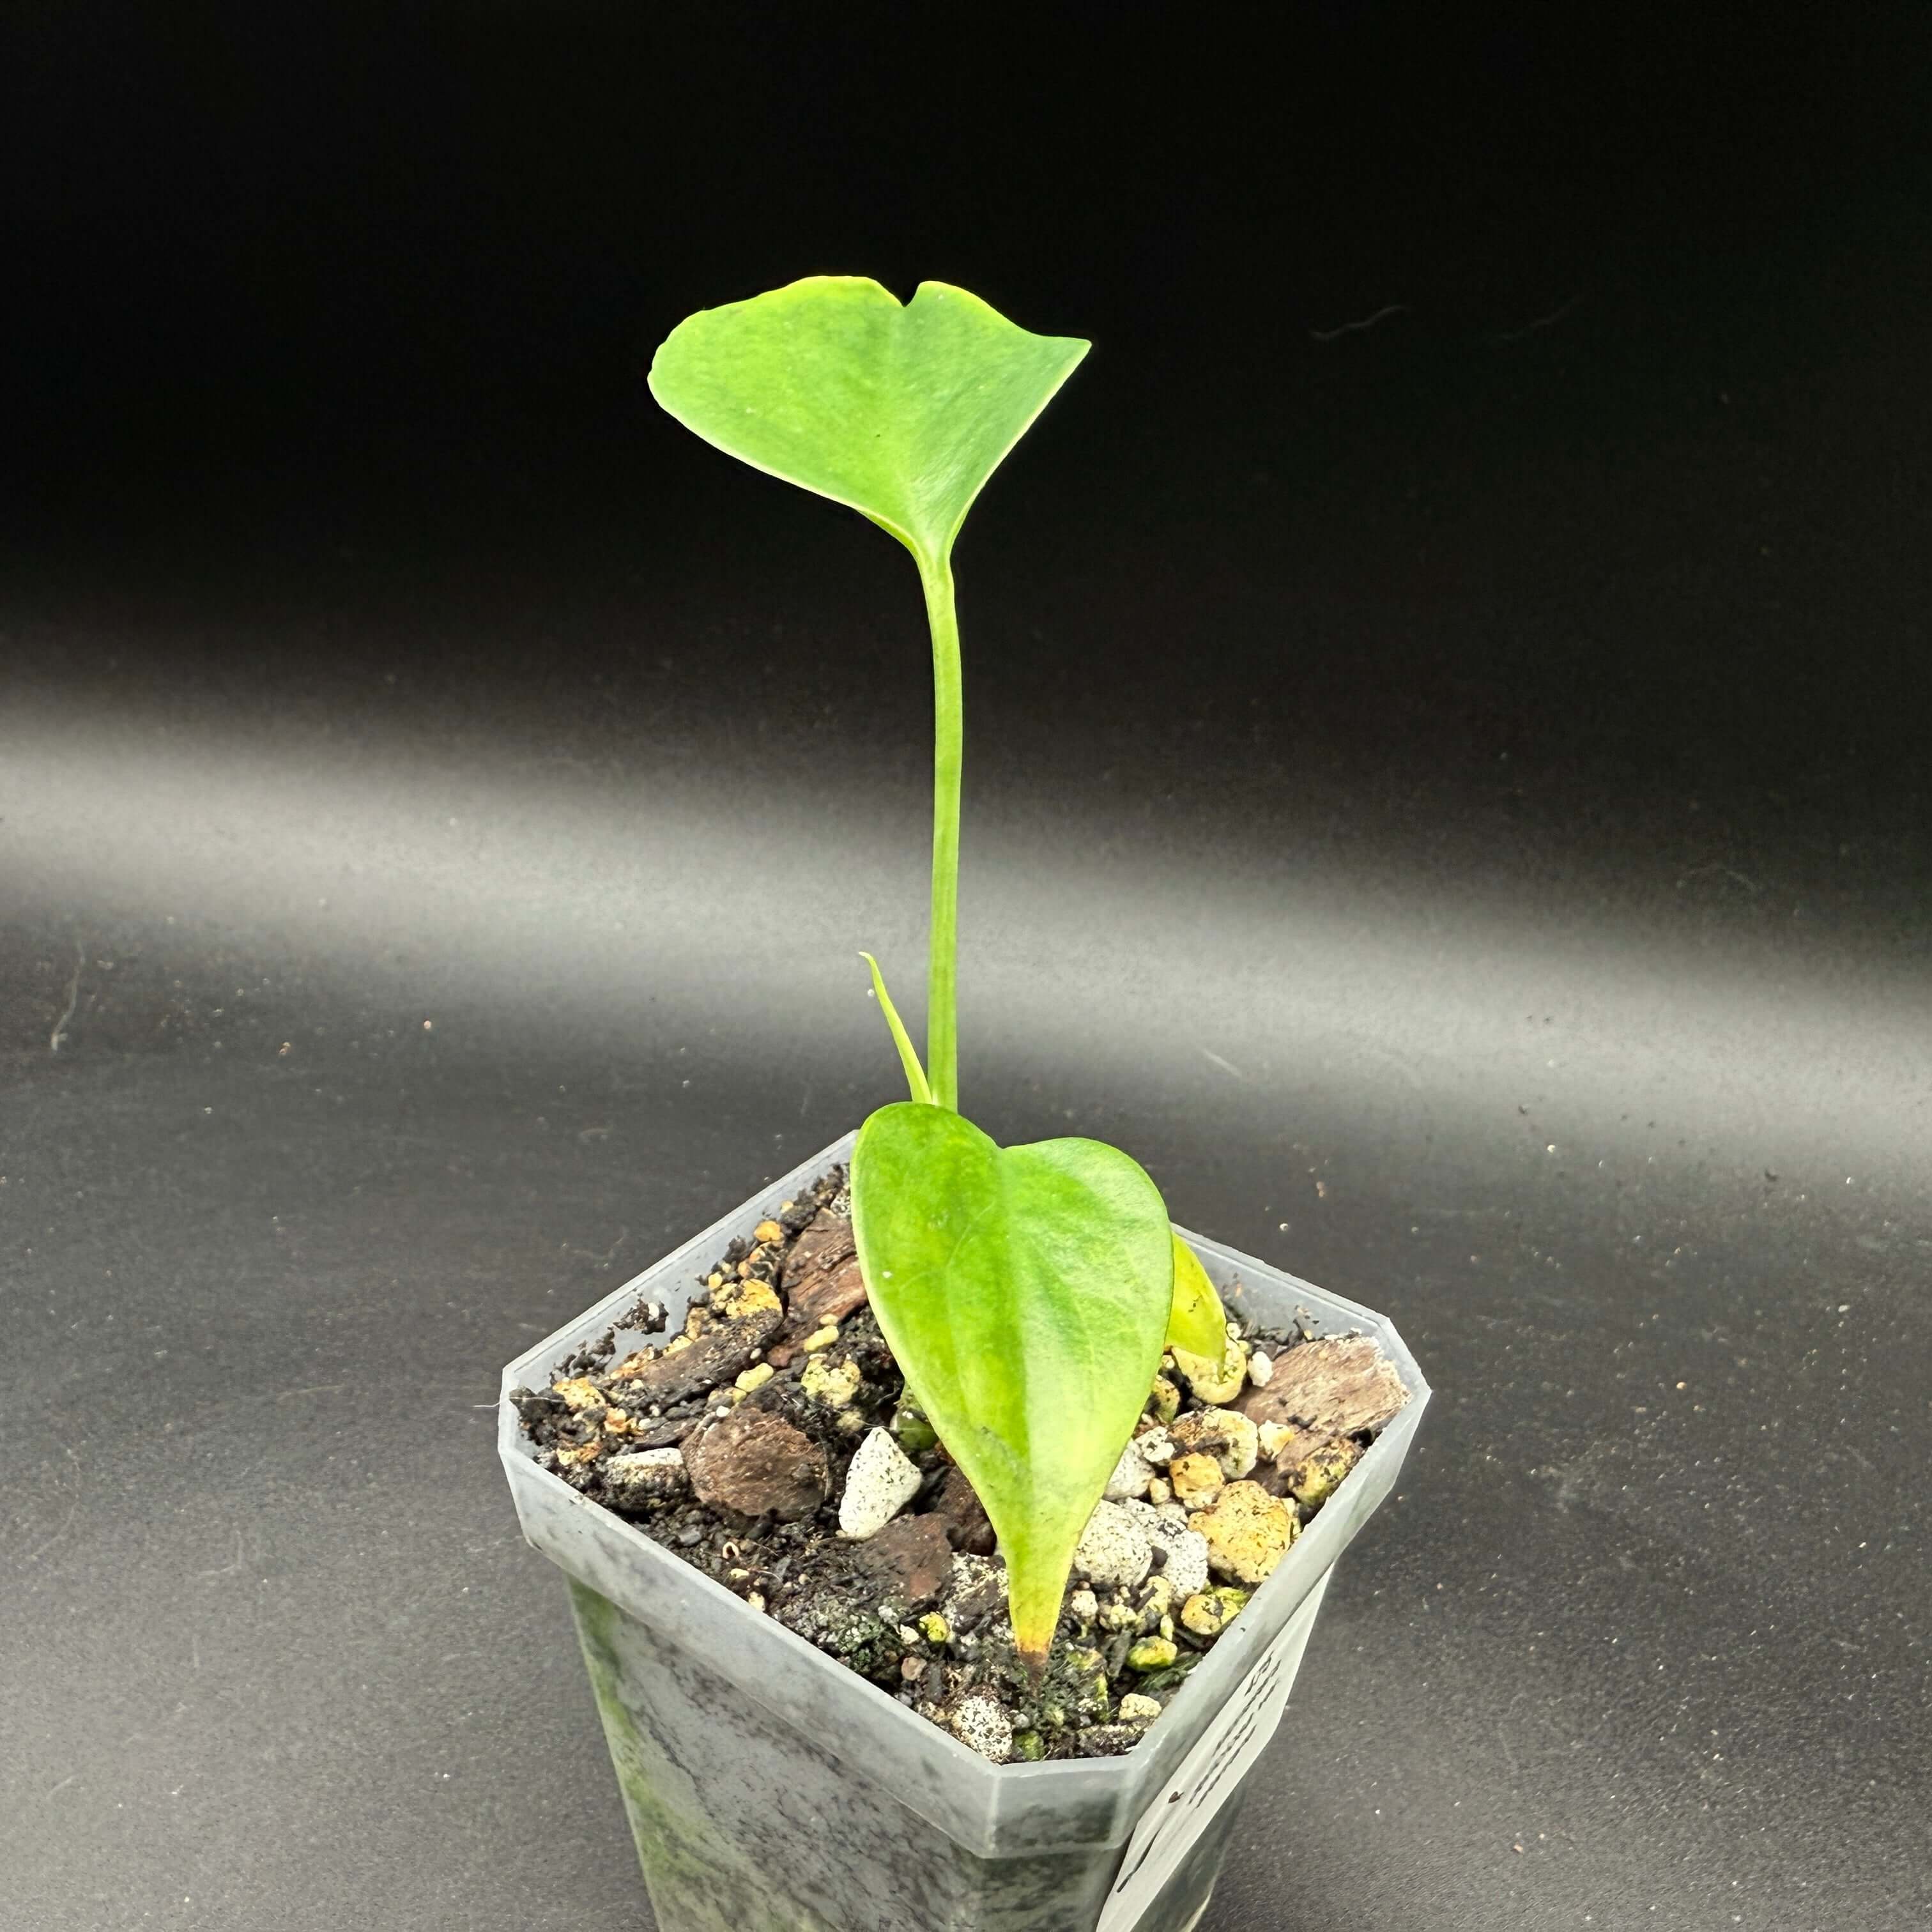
[919,555,962,1112]
[858,951,932,1106]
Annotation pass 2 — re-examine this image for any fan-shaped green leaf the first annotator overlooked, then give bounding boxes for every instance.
[648,276,1089,565]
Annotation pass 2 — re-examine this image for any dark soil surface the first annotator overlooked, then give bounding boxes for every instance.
[514,1167,1409,1761]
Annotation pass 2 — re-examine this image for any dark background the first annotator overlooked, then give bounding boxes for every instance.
[3,6,1928,1929]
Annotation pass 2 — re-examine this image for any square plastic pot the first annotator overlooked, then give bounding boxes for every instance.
[498,1129,1430,1932]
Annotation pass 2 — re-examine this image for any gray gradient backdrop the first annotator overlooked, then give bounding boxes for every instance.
[3,10,1929,1929]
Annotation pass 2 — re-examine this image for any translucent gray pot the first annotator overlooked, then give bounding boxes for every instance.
[498,1130,1429,1932]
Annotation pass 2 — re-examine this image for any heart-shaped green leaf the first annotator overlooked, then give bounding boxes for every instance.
[850,1103,1173,1664]
[647,276,1089,565]
[1166,1232,1230,1358]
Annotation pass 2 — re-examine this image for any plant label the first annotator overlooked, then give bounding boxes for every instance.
[1098,1568,1333,1932]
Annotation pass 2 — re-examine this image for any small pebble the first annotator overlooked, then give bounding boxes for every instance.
[801,1354,863,1409]
[1169,1452,1224,1508]
[839,1429,924,1540]
[1170,1407,1259,1480]
[601,1446,689,1506]
[1103,1437,1154,1501]
[712,1277,782,1322]
[686,1408,827,1521]
[1072,1500,1153,1589]
[1150,1526,1210,1600]
[1118,1692,1162,1723]
[1127,1635,1178,1672]
[951,1695,1013,1763]
[1247,1349,1273,1387]
[1195,1481,1296,1584]
[1179,1586,1249,1637]
[1169,1336,1248,1405]
[1281,1438,1362,1508]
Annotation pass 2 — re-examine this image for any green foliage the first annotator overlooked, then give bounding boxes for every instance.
[1166,1233,1230,1357]
[652,277,1179,1669]
[859,952,931,1105]
[850,1104,1173,1665]
[650,277,1087,1110]
[648,275,1089,570]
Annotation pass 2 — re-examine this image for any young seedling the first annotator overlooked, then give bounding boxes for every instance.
[650,277,1225,1668]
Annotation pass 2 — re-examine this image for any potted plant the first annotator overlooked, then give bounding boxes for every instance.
[498,277,1430,1932]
